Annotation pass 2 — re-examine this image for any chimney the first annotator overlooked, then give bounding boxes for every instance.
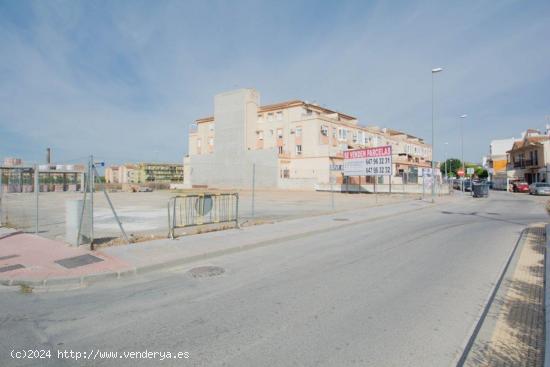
[46,148,51,164]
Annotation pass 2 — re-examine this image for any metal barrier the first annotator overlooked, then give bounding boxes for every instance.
[168,193,239,238]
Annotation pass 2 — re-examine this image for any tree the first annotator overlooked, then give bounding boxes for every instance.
[440,158,463,177]
[475,167,488,179]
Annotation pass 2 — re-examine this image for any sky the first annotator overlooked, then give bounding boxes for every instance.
[1,0,549,166]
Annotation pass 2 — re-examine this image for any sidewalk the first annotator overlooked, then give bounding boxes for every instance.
[0,199,433,289]
[464,224,545,367]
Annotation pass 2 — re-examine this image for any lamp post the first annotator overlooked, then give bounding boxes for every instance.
[444,142,449,181]
[460,114,467,192]
[431,67,443,202]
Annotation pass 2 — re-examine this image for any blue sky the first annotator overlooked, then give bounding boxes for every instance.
[1,0,549,165]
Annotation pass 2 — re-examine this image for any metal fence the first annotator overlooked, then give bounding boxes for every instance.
[168,193,239,239]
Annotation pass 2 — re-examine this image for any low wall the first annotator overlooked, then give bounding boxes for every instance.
[315,183,450,194]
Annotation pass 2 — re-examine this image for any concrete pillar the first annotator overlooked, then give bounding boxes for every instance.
[65,199,90,246]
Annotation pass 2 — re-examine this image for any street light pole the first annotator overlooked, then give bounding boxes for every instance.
[444,142,448,181]
[460,114,467,192]
[431,67,443,203]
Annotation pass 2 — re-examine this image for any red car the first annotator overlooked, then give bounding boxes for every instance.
[511,181,529,193]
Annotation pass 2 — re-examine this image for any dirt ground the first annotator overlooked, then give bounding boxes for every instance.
[1,188,425,242]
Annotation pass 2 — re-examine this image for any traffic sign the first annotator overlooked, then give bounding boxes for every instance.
[466,167,475,175]
[457,169,465,177]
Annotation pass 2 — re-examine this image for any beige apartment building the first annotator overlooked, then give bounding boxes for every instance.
[184,88,432,190]
[105,163,183,184]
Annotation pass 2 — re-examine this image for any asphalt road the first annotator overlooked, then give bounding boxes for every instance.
[1,191,547,367]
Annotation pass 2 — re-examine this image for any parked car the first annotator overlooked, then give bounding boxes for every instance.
[510,181,529,193]
[529,182,550,195]
[463,179,472,192]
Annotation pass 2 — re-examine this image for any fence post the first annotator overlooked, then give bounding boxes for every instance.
[89,155,94,249]
[34,164,39,234]
[374,177,378,203]
[422,176,425,200]
[235,193,240,228]
[251,163,256,218]
[330,178,335,210]
[0,166,4,226]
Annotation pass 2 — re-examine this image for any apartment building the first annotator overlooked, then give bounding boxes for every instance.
[507,128,550,184]
[183,88,432,190]
[105,163,183,184]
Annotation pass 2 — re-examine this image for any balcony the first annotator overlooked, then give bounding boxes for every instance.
[512,159,538,168]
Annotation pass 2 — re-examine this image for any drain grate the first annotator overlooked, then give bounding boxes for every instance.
[55,254,104,269]
[333,218,349,221]
[188,266,225,278]
[0,264,25,273]
[0,254,19,261]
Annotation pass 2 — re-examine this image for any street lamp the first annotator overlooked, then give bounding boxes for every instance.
[431,67,443,203]
[444,142,449,181]
[460,114,467,192]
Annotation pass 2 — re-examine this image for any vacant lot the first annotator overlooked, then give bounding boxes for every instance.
[1,188,429,242]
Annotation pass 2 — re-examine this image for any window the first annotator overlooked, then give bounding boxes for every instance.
[208,138,214,146]
[296,127,302,137]
[276,111,283,121]
[305,109,313,116]
[278,146,283,155]
[257,131,264,140]
[208,124,214,132]
[268,113,274,122]
[338,129,348,141]
[197,139,201,148]
[352,132,358,143]
[277,128,283,139]
[332,127,337,138]
[296,145,302,155]
[321,125,328,136]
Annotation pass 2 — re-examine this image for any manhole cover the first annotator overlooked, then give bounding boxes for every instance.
[333,218,349,221]
[188,266,225,278]
[0,254,19,261]
[0,264,25,273]
[55,254,104,269]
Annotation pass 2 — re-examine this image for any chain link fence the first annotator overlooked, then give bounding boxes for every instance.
[1,161,453,247]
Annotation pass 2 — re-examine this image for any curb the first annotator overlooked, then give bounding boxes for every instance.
[0,201,437,290]
[544,224,550,367]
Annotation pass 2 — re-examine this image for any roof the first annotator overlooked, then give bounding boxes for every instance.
[383,128,424,142]
[508,136,550,151]
[195,99,357,124]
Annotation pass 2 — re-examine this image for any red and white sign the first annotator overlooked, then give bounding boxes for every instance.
[343,146,392,176]
[457,169,465,177]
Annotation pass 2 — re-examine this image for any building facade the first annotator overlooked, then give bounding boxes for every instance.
[105,163,183,184]
[506,129,550,184]
[184,89,433,190]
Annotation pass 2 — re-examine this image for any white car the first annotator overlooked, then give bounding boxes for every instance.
[529,182,550,195]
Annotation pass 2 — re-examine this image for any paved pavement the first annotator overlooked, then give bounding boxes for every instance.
[464,224,545,366]
[0,199,434,287]
[0,233,132,284]
[0,191,547,366]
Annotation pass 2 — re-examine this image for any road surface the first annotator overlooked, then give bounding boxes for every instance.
[1,191,547,366]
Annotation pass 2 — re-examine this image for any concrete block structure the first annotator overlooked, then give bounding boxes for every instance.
[184,88,433,190]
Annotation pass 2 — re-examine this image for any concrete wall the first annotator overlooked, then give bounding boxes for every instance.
[186,89,279,188]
